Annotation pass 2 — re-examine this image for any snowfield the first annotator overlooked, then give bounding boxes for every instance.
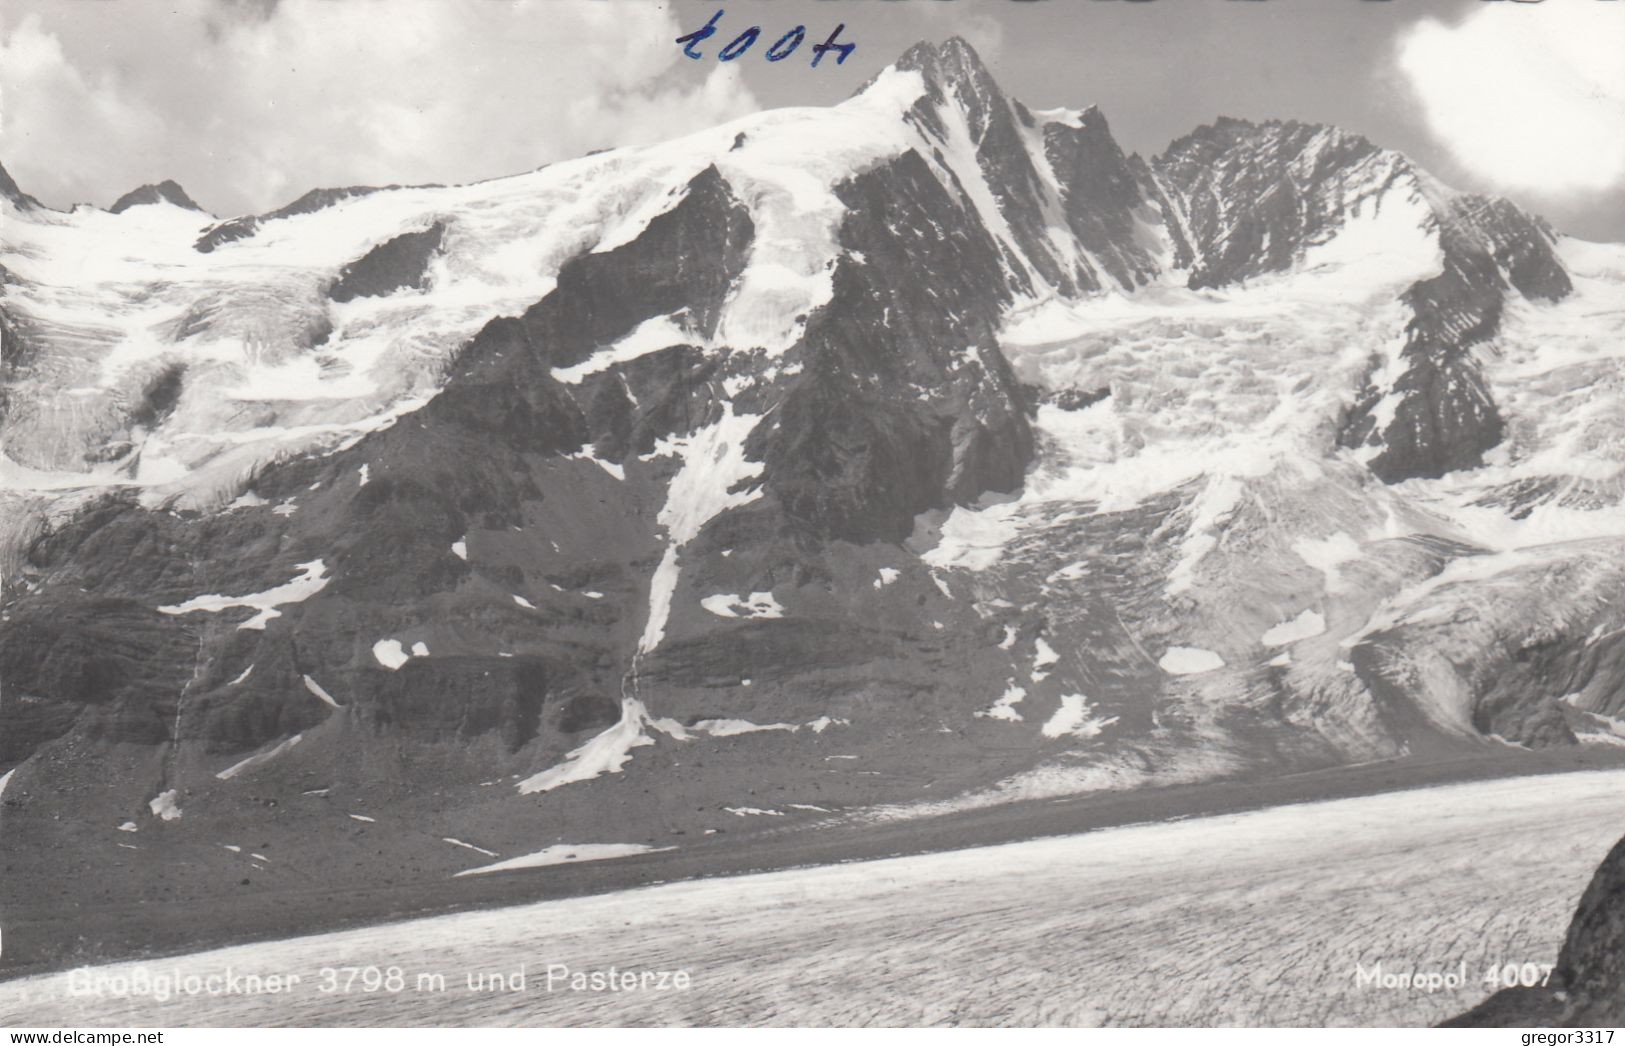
[7,769,1625,1027]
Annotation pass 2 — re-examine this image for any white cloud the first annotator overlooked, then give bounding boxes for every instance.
[0,0,759,215]
[1397,2,1625,197]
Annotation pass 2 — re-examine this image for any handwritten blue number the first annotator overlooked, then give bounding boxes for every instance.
[677,9,851,67]
[811,23,855,67]
[676,8,723,59]
[765,26,805,62]
[719,25,760,61]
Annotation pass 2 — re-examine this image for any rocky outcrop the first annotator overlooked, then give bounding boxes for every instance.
[1044,107,1164,290]
[1156,118,1401,290]
[1340,195,1571,482]
[193,215,261,253]
[1448,832,1625,1026]
[891,37,1177,297]
[895,38,1118,297]
[754,147,1032,543]
[110,180,205,214]
[519,165,753,371]
[328,222,446,302]
[0,264,42,392]
[0,160,43,210]
[1556,834,1625,1024]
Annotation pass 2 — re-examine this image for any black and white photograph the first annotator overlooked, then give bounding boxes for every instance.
[1,0,1624,1032]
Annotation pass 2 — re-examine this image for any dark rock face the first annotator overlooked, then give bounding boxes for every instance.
[0,43,1590,795]
[1340,195,1572,482]
[415,317,590,463]
[1448,833,1625,1026]
[1044,108,1165,290]
[0,161,43,210]
[0,61,1046,866]
[109,180,205,214]
[754,148,1033,543]
[1556,834,1625,1024]
[1482,623,1625,747]
[129,362,187,429]
[584,344,721,461]
[328,222,446,302]
[1046,386,1110,412]
[1155,117,1396,290]
[521,166,753,370]
[0,593,207,755]
[0,272,42,394]
[1344,345,1505,483]
[345,655,602,752]
[895,38,1087,296]
[193,215,261,253]
[894,37,1178,297]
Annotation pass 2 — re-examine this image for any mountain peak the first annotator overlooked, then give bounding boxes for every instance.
[109,179,206,215]
[892,36,1001,101]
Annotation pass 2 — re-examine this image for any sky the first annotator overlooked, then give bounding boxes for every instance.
[1,0,1621,240]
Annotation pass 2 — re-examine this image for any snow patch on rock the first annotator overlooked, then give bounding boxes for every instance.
[978,683,1027,722]
[693,718,798,737]
[1032,637,1060,682]
[372,639,409,670]
[216,734,303,781]
[148,790,182,821]
[700,591,784,619]
[454,843,670,877]
[1261,609,1327,647]
[443,838,499,858]
[1041,694,1119,740]
[302,675,341,708]
[1158,647,1225,676]
[1292,533,1362,594]
[639,407,765,655]
[517,698,661,795]
[157,559,328,630]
